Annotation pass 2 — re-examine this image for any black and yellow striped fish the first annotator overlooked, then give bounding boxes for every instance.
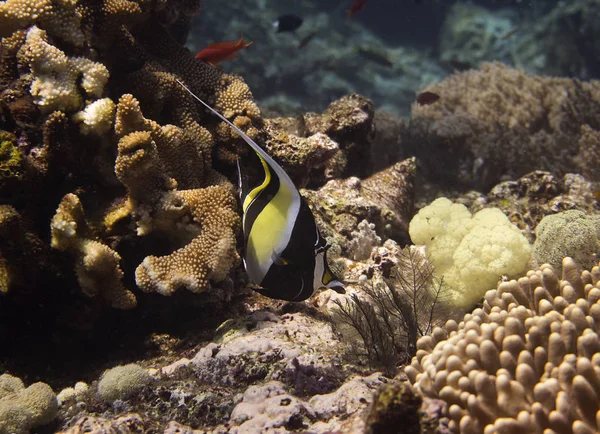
[178,81,345,301]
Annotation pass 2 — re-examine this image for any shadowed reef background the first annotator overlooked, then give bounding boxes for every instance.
[1,0,600,433]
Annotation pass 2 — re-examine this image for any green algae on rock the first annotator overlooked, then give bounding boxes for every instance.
[0,131,23,182]
[364,381,422,434]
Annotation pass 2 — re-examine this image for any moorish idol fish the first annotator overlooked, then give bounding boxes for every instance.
[176,80,345,301]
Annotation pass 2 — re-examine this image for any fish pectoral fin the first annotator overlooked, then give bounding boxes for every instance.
[271,251,292,266]
[322,265,345,293]
[330,284,346,294]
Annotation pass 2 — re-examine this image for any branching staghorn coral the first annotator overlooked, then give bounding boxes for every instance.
[405,257,600,434]
[333,246,448,375]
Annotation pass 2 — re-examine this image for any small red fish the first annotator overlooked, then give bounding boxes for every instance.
[346,0,366,17]
[416,91,440,106]
[195,37,252,65]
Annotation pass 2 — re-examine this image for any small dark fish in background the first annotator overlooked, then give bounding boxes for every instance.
[355,46,393,67]
[298,31,318,49]
[416,91,440,105]
[502,27,519,40]
[347,0,366,17]
[273,14,303,33]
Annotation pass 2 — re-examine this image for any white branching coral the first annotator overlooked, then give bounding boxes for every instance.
[405,257,600,434]
[348,219,381,261]
[72,98,116,135]
[18,26,109,113]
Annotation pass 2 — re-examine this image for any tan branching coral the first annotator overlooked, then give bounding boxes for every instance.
[51,193,136,309]
[17,26,109,112]
[214,76,260,120]
[0,0,259,311]
[115,93,213,190]
[114,94,240,295]
[0,0,84,46]
[135,186,240,295]
[405,257,600,434]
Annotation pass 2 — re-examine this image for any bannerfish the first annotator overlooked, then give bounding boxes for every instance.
[273,14,303,33]
[176,80,345,302]
[195,37,252,65]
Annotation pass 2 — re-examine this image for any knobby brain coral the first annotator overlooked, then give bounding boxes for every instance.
[97,363,152,402]
[406,257,600,434]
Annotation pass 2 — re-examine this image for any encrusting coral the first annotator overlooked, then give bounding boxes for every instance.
[0,204,48,294]
[97,363,152,402]
[0,373,58,434]
[469,170,600,244]
[405,62,600,190]
[304,157,416,255]
[406,257,600,434]
[533,210,600,275]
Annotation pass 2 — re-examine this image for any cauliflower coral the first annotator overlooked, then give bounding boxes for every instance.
[409,198,531,308]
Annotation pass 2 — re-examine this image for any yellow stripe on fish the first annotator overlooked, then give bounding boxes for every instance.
[245,178,296,281]
[242,153,270,213]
